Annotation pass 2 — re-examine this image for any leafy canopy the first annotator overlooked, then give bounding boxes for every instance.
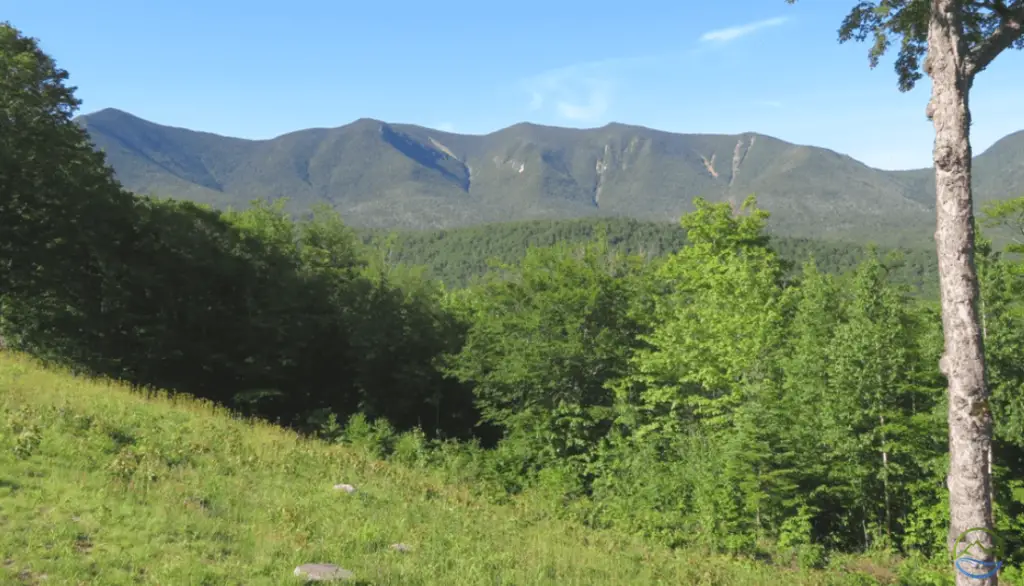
[786,1,1024,90]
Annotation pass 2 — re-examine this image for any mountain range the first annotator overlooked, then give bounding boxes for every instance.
[76,108,1024,247]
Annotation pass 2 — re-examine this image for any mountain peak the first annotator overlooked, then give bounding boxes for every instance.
[977,128,1024,157]
[76,107,138,123]
[348,117,386,127]
[76,109,1023,248]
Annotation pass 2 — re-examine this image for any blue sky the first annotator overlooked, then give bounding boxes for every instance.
[8,0,1024,170]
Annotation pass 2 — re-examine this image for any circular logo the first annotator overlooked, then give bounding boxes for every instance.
[950,527,1004,580]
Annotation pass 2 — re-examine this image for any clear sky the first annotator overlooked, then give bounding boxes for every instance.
[7,0,1024,170]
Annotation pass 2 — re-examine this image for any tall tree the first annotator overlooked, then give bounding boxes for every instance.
[786,1,1024,583]
[622,196,784,436]
[0,22,132,358]
[445,238,645,476]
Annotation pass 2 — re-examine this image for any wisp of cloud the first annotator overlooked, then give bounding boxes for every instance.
[522,60,622,123]
[521,53,674,124]
[520,19,780,125]
[700,16,788,43]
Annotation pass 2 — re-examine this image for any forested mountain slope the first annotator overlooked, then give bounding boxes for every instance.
[77,108,1024,247]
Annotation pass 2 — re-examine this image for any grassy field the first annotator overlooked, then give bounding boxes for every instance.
[0,352,971,585]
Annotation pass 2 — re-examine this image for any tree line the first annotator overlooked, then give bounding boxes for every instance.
[358,217,942,297]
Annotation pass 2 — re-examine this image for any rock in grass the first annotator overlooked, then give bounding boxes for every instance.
[389,543,412,553]
[332,483,356,493]
[293,563,354,581]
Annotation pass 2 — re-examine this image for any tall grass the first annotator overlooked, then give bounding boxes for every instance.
[0,352,975,585]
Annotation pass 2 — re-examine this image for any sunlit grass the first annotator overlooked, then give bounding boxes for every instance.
[0,352,964,585]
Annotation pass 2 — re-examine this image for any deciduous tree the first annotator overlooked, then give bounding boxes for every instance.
[786,1,1024,583]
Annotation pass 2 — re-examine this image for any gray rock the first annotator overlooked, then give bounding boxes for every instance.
[389,543,412,553]
[293,563,355,581]
[333,483,356,493]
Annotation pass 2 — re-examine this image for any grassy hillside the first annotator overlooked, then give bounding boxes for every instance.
[358,216,942,297]
[75,109,1024,248]
[9,22,1024,586]
[0,353,947,586]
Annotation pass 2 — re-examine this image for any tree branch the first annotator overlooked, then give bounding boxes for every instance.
[978,0,1011,18]
[981,0,1013,19]
[966,2,1024,77]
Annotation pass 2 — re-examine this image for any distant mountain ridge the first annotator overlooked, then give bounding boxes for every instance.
[76,108,1024,247]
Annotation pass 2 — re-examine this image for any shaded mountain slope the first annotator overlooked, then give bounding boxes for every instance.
[77,109,1024,247]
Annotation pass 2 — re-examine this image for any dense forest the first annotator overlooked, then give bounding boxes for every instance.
[3,22,1024,580]
[356,217,943,297]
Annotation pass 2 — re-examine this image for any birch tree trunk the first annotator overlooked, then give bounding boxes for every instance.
[925,2,996,584]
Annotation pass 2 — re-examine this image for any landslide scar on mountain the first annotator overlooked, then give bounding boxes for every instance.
[379,124,470,191]
[492,154,526,174]
[730,135,755,186]
[428,137,459,160]
[700,153,719,178]
[622,138,638,170]
[593,144,613,208]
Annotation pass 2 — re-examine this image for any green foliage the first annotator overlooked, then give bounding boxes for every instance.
[819,253,942,551]
[2,352,946,585]
[3,121,477,442]
[621,197,786,434]
[11,425,42,460]
[975,215,1024,567]
[0,22,136,365]
[336,413,398,458]
[362,216,942,298]
[7,23,1024,583]
[787,1,1024,92]
[0,24,480,444]
[444,238,646,476]
[391,427,429,467]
